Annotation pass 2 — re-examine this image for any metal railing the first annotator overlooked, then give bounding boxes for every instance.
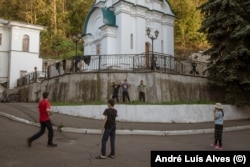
[16,53,208,87]
[17,71,45,87]
[46,53,208,78]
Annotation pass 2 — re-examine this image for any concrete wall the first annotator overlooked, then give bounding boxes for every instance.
[19,82,41,102]
[51,104,250,123]
[38,71,212,103]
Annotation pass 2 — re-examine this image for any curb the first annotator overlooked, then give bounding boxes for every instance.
[1,111,250,136]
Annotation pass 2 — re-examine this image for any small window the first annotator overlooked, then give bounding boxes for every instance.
[130,34,134,49]
[22,35,29,52]
[96,44,101,55]
[0,33,2,45]
[161,40,164,53]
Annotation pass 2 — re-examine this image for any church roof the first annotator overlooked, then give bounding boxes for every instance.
[83,0,175,35]
[101,8,116,27]
[83,7,116,35]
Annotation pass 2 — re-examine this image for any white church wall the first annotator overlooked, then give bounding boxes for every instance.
[135,13,146,54]
[10,27,39,52]
[83,35,94,55]
[9,52,42,88]
[84,9,104,55]
[114,12,122,54]
[166,25,174,56]
[106,37,117,55]
[99,25,118,55]
[8,24,43,88]
[114,0,174,55]
[116,12,131,54]
[130,20,137,54]
[84,0,175,56]
[100,38,108,54]
[0,52,8,81]
[0,26,9,82]
[161,24,167,54]
[0,26,10,51]
[127,0,173,15]
[0,19,44,89]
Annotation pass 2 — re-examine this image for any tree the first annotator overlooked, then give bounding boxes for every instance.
[168,0,208,55]
[0,0,94,59]
[199,0,250,105]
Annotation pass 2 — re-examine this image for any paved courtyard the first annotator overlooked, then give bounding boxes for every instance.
[1,116,250,167]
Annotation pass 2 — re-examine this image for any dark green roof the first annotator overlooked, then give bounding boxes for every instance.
[83,6,116,35]
[101,8,116,26]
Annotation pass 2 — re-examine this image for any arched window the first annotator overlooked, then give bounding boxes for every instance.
[130,34,134,49]
[22,35,29,52]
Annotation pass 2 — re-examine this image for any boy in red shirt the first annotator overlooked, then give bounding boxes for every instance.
[27,92,57,147]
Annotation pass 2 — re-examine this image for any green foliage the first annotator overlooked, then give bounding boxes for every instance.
[0,0,94,59]
[199,0,250,105]
[0,0,209,58]
[168,0,209,54]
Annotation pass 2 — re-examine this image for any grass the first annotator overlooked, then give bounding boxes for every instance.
[57,124,65,132]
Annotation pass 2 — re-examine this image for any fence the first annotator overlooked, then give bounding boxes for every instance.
[16,53,208,87]
[47,53,208,78]
[17,71,45,87]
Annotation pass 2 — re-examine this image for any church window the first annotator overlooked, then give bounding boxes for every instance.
[96,44,101,55]
[130,34,134,49]
[22,35,29,52]
[161,40,164,53]
[0,33,2,45]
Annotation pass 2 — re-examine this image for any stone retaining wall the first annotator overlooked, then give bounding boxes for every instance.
[38,71,214,103]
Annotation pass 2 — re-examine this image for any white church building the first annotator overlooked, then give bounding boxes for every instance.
[0,18,44,89]
[83,0,175,55]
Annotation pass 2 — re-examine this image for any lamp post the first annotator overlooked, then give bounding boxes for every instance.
[34,66,37,82]
[72,33,82,72]
[146,27,159,70]
[44,61,48,79]
[72,33,82,57]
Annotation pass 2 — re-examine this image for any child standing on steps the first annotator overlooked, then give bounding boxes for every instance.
[211,103,224,149]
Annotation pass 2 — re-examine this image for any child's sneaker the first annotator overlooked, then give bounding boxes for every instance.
[210,143,217,147]
[108,155,115,159]
[215,146,223,150]
[95,155,106,159]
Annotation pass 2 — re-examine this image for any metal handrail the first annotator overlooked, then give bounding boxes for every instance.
[16,53,208,86]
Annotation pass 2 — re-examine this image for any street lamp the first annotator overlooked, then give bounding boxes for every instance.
[72,33,82,57]
[146,27,159,70]
[72,33,82,72]
[34,66,37,82]
[44,61,48,78]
